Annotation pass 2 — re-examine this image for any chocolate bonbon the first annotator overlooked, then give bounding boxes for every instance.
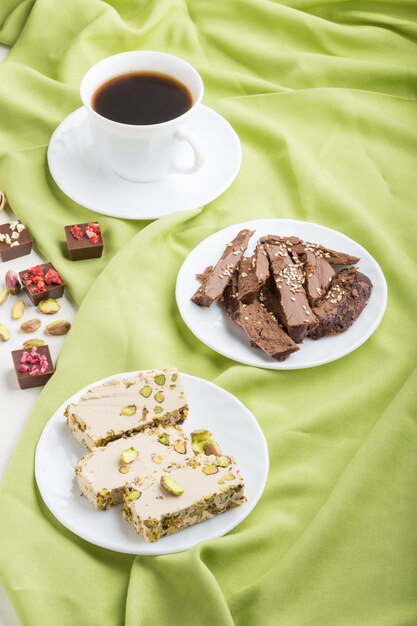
[12,345,55,389]
[19,263,64,306]
[0,221,33,262]
[65,222,103,261]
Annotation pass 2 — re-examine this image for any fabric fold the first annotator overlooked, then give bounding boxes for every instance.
[0,1,416,625]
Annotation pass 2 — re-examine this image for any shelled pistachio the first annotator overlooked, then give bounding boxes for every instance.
[45,320,71,335]
[38,299,60,314]
[0,323,10,341]
[20,318,41,333]
[11,300,25,320]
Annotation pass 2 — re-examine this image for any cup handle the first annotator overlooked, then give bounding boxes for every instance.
[170,128,204,175]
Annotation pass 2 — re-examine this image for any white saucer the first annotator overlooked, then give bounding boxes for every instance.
[47,106,242,220]
[176,219,388,370]
[35,372,268,555]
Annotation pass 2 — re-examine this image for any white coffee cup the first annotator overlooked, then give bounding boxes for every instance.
[80,51,204,183]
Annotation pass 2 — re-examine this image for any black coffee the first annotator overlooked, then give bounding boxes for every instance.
[92,71,193,125]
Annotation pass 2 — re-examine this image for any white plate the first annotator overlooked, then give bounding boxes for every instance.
[35,372,268,555]
[176,219,388,370]
[47,105,241,220]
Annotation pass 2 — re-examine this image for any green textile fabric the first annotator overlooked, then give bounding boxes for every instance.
[0,0,416,624]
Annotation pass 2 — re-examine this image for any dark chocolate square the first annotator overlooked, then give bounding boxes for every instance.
[65,223,103,261]
[19,262,65,306]
[0,222,33,262]
[12,345,55,389]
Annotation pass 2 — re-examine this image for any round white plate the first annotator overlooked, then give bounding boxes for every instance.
[176,219,388,370]
[35,372,268,555]
[47,105,241,220]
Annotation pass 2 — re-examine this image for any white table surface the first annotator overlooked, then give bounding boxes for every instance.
[0,43,77,626]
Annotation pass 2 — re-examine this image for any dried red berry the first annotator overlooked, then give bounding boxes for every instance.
[85,223,101,244]
[70,225,84,240]
[87,222,100,234]
[20,346,50,376]
[44,269,63,285]
[21,264,63,295]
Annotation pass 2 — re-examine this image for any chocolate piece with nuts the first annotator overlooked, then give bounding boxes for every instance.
[304,250,335,307]
[237,255,260,304]
[309,268,373,339]
[191,229,254,307]
[0,221,33,262]
[222,273,299,361]
[265,245,317,343]
[261,235,359,266]
[254,243,270,287]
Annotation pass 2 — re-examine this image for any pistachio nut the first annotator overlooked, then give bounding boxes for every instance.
[22,338,45,349]
[160,475,184,496]
[5,270,21,295]
[119,465,130,474]
[38,298,60,314]
[224,472,235,481]
[158,433,170,446]
[0,288,9,305]
[139,385,152,398]
[154,391,164,403]
[45,320,71,336]
[154,406,163,414]
[216,455,231,468]
[192,441,205,455]
[154,373,165,386]
[171,372,178,382]
[120,405,136,417]
[202,463,218,475]
[174,440,187,454]
[191,429,212,455]
[20,318,41,333]
[97,489,111,510]
[203,439,222,457]
[11,300,25,320]
[121,447,138,464]
[0,323,10,341]
[152,454,163,464]
[127,490,141,501]
[191,429,212,443]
